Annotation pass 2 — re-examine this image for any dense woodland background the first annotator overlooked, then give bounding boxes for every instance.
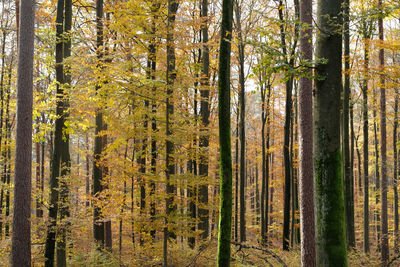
[2,0,400,265]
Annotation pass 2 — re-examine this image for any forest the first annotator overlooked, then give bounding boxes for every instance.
[4,0,400,266]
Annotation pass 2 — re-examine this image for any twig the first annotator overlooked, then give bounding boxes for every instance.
[232,242,287,267]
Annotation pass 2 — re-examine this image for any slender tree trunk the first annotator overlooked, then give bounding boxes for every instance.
[198,0,210,240]
[164,1,179,265]
[314,0,347,264]
[378,0,389,263]
[216,0,233,263]
[85,134,90,207]
[11,0,34,264]
[362,31,370,255]
[149,4,158,241]
[299,0,315,263]
[373,89,380,251]
[234,103,239,242]
[343,0,355,248]
[394,92,399,253]
[93,0,105,247]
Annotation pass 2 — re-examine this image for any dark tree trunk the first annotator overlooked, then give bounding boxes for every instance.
[93,0,105,248]
[362,29,370,254]
[44,0,72,263]
[394,91,399,253]
[234,102,239,242]
[235,1,246,243]
[57,0,72,263]
[164,1,179,265]
[314,0,347,264]
[343,0,355,248]
[378,0,389,262]
[198,0,210,240]
[11,0,35,264]
[216,0,233,263]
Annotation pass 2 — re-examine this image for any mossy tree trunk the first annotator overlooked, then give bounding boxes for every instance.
[314,0,347,265]
[216,0,233,264]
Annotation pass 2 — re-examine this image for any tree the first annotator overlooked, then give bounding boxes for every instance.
[314,0,347,264]
[44,0,72,263]
[378,0,388,263]
[216,0,234,264]
[343,0,355,248]
[164,0,179,265]
[298,0,315,264]
[11,0,35,265]
[198,0,210,241]
[234,0,246,243]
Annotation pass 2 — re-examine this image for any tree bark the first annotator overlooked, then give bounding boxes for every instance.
[343,0,355,248]
[198,0,210,241]
[314,0,347,264]
[378,0,389,263]
[164,0,179,265]
[216,0,233,263]
[93,0,105,248]
[394,91,399,253]
[298,0,315,262]
[11,0,34,264]
[362,28,370,254]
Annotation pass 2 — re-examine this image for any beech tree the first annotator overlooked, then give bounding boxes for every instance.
[11,0,35,265]
[314,0,347,264]
[216,0,233,264]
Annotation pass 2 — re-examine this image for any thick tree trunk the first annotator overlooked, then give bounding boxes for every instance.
[216,0,233,263]
[298,0,315,263]
[56,0,72,263]
[44,0,72,263]
[378,0,389,263]
[299,0,316,267]
[11,0,35,264]
[314,0,347,264]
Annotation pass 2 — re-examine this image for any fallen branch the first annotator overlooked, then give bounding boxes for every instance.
[232,242,287,267]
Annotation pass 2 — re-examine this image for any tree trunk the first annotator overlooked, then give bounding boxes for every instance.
[314,0,347,264]
[362,30,370,255]
[57,0,72,263]
[11,0,35,264]
[343,0,355,248]
[234,102,239,242]
[234,1,246,243]
[198,0,210,240]
[299,0,315,262]
[93,0,105,248]
[44,0,72,263]
[378,0,389,262]
[216,0,233,263]
[164,1,179,265]
[394,91,399,253]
